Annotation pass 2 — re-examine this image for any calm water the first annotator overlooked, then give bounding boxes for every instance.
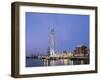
[26,58,89,67]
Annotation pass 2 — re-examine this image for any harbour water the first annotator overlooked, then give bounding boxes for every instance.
[26,58,89,67]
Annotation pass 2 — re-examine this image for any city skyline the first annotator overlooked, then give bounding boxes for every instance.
[26,12,89,56]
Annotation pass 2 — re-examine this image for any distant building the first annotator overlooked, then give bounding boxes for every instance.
[73,45,89,57]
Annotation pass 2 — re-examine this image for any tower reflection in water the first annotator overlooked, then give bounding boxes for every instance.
[26,58,89,67]
[43,59,74,66]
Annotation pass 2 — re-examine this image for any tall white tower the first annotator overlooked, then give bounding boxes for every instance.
[50,29,55,57]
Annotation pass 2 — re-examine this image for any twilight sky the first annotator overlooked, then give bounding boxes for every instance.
[26,12,89,56]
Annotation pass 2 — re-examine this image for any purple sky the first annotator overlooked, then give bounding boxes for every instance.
[26,12,89,56]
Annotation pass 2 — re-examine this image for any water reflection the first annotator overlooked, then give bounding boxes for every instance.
[26,58,89,67]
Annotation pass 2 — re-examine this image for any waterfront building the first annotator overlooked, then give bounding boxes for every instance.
[73,45,89,57]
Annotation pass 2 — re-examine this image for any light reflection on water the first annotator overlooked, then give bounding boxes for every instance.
[26,58,89,67]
